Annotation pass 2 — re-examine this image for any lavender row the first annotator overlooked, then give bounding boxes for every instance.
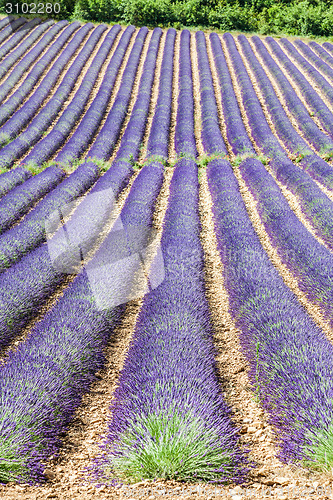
[98,158,247,484]
[195,31,226,155]
[251,36,333,156]
[0,166,64,235]
[146,29,176,159]
[293,39,333,84]
[0,166,31,198]
[322,41,333,57]
[208,158,333,470]
[55,26,135,165]
[0,163,163,483]
[265,37,333,140]
[23,25,121,166]
[223,32,293,162]
[0,22,81,130]
[0,20,67,103]
[0,18,41,61]
[174,30,197,157]
[0,24,104,169]
[209,33,253,156]
[308,41,333,68]
[115,28,162,163]
[280,38,333,107]
[0,162,99,273]
[223,33,333,250]
[0,19,54,82]
[0,18,27,55]
[240,157,333,326]
[87,27,148,160]
[0,160,133,352]
[0,16,11,31]
[238,35,333,189]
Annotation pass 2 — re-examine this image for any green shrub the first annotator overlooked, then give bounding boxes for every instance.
[260,0,333,36]
[172,0,211,26]
[118,0,173,26]
[208,2,258,32]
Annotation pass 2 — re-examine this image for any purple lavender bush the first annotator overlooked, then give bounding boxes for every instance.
[0,164,164,483]
[23,24,121,167]
[0,24,104,169]
[195,31,227,155]
[114,28,162,163]
[223,32,333,250]
[0,160,133,350]
[308,41,333,67]
[95,159,248,484]
[55,26,135,165]
[0,166,64,234]
[240,157,333,325]
[0,167,31,198]
[238,35,333,188]
[0,20,67,99]
[208,159,333,471]
[175,31,197,157]
[0,22,83,132]
[0,18,26,49]
[0,18,41,61]
[87,27,148,160]
[209,33,253,156]
[280,38,333,107]
[251,35,333,157]
[146,29,176,159]
[0,162,99,272]
[266,37,333,140]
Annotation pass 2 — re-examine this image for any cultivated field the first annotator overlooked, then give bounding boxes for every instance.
[1,15,333,500]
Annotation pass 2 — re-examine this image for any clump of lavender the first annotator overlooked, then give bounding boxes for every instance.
[94,159,249,484]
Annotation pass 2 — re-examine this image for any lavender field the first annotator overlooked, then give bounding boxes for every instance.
[1,15,333,497]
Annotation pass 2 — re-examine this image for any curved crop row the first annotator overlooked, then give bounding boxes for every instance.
[0,17,41,59]
[146,28,176,159]
[0,23,103,169]
[23,24,121,166]
[322,41,333,57]
[238,35,333,189]
[0,166,31,198]
[0,21,81,130]
[0,163,164,483]
[208,158,333,470]
[308,41,333,67]
[293,39,333,83]
[210,33,253,156]
[265,37,333,140]
[115,28,162,163]
[223,33,333,250]
[97,158,248,485]
[0,160,133,351]
[195,31,226,155]
[0,16,11,31]
[0,19,54,83]
[251,36,333,157]
[280,38,333,106]
[0,20,68,104]
[0,162,99,273]
[174,30,197,157]
[0,166,64,234]
[55,26,135,165]
[0,18,26,47]
[88,27,148,160]
[240,157,333,326]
